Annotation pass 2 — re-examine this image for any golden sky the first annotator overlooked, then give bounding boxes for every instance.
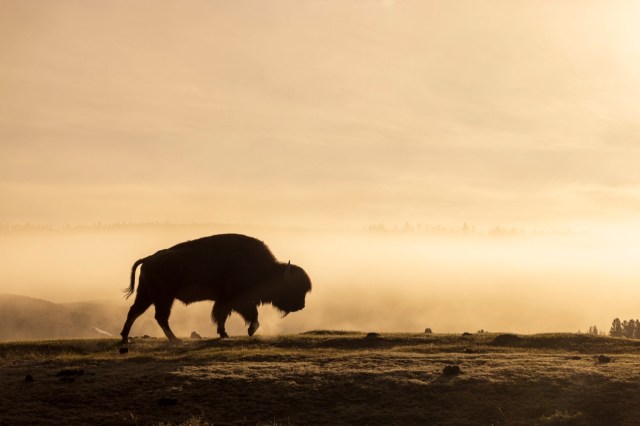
[2,0,640,230]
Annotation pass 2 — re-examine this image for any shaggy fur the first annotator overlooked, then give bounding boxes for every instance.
[119,234,312,345]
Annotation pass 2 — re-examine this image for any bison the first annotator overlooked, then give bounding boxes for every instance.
[119,234,312,347]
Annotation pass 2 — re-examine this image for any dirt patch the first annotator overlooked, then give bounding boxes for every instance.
[442,365,461,376]
[301,330,361,336]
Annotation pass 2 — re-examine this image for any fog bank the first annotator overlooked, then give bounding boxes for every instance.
[1,224,637,337]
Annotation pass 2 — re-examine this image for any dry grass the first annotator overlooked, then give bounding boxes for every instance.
[2,332,640,425]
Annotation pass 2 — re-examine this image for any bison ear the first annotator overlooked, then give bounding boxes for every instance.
[285,261,291,279]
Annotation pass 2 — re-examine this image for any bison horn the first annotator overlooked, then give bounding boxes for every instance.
[285,261,291,279]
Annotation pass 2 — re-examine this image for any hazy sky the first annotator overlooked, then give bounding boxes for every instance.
[2,1,640,335]
[2,0,640,229]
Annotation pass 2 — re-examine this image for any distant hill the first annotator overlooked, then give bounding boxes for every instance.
[0,294,230,341]
[0,294,130,340]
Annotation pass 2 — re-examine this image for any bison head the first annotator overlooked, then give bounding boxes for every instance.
[269,262,312,314]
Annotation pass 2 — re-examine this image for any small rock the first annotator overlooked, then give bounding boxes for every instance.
[424,328,433,334]
[25,374,34,383]
[491,334,524,346]
[567,355,581,360]
[190,331,202,339]
[461,332,472,337]
[158,397,178,406]
[365,332,380,339]
[442,365,461,376]
[597,355,611,363]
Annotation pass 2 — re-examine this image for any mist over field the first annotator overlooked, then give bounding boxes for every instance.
[2,222,639,340]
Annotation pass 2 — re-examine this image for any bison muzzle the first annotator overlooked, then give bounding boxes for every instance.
[119,234,312,347]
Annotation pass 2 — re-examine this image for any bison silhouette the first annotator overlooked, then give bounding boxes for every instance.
[119,234,312,347]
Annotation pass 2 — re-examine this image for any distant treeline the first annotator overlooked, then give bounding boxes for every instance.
[365,222,574,237]
[608,318,640,338]
[1,221,576,237]
[0,222,242,234]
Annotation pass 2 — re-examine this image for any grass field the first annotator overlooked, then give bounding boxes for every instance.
[2,332,640,425]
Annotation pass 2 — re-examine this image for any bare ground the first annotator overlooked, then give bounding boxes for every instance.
[1,332,640,425]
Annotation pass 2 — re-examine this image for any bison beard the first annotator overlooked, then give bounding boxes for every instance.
[119,234,312,348]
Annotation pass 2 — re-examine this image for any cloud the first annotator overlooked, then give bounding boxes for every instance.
[2,1,640,228]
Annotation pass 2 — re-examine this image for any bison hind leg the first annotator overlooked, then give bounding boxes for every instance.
[120,293,153,347]
[248,320,260,337]
[154,301,179,342]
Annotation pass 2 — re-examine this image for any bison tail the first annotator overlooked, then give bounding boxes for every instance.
[123,258,146,299]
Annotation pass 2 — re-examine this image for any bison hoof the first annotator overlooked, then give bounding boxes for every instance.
[219,332,229,339]
[248,321,260,337]
[119,346,129,355]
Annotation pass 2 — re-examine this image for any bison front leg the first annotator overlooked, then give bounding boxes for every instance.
[235,303,260,337]
[212,301,232,338]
